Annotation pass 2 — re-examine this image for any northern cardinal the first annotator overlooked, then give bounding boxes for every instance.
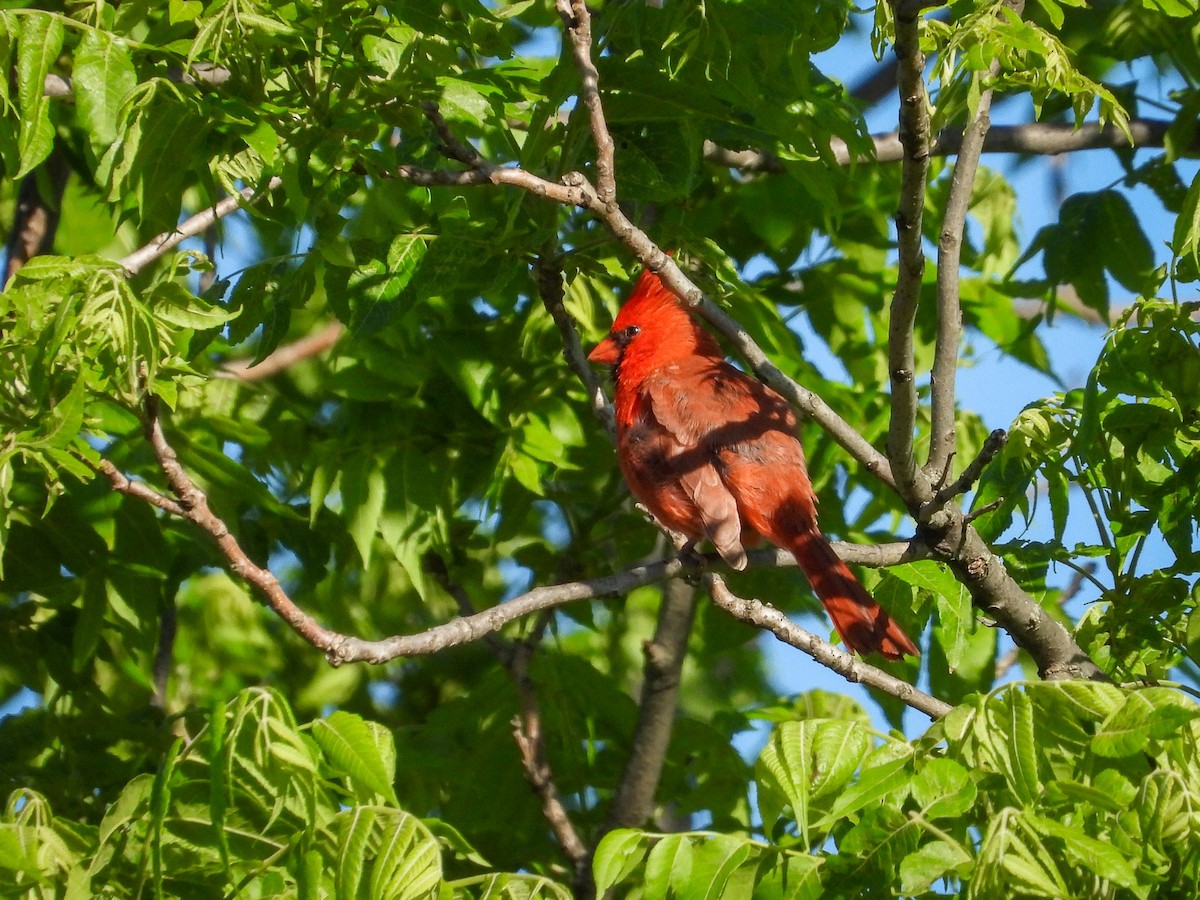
[588,267,918,660]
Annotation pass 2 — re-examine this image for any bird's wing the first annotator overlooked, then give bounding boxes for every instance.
[638,360,777,570]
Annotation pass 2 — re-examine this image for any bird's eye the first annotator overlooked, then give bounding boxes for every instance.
[615,324,641,346]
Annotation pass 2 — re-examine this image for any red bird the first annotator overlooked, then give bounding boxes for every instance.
[588,268,918,660]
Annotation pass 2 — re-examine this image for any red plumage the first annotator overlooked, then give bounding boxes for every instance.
[589,268,918,660]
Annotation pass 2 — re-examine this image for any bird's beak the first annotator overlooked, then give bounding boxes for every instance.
[588,335,619,366]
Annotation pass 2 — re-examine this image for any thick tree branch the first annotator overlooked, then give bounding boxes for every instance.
[887,1,935,505]
[119,177,283,276]
[604,578,698,831]
[4,148,70,285]
[994,561,1095,679]
[922,507,1105,681]
[706,574,950,719]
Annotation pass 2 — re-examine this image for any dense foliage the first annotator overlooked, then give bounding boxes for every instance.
[1,0,1198,896]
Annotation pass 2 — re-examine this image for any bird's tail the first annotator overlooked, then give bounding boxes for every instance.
[788,530,919,660]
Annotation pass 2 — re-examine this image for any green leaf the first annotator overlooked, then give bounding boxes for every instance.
[912,758,976,820]
[975,808,1069,897]
[1031,191,1158,317]
[368,810,442,900]
[336,806,378,898]
[71,574,107,671]
[976,688,1041,804]
[809,720,871,799]
[1092,689,1200,757]
[682,834,756,900]
[311,711,400,805]
[15,12,62,176]
[932,581,971,671]
[592,830,647,894]
[1026,814,1138,888]
[644,834,694,896]
[1092,689,1158,758]
[899,840,971,894]
[150,281,236,330]
[73,30,137,149]
[340,453,388,568]
[756,721,815,837]
[820,741,914,825]
[1173,174,1200,278]
[149,738,183,899]
[35,376,86,450]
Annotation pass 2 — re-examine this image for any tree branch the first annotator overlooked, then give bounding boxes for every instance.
[604,578,698,831]
[995,561,1095,679]
[139,388,349,655]
[510,636,591,881]
[886,0,934,505]
[927,2,1024,484]
[91,458,187,517]
[706,574,950,719]
[924,428,1008,515]
[218,322,345,381]
[119,177,283,276]
[705,119,1191,173]
[426,558,588,879]
[3,148,70,285]
[862,117,1188,165]
[556,0,617,207]
[390,162,591,207]
[921,506,1105,681]
[534,254,614,436]
[103,394,931,666]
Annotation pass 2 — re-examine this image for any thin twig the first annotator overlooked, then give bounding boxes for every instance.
[963,497,1003,524]
[421,101,483,166]
[389,162,592,207]
[92,458,187,517]
[924,429,1008,516]
[219,322,345,380]
[927,2,1024,484]
[119,177,284,276]
[556,0,617,207]
[533,254,614,435]
[511,638,591,877]
[428,557,587,876]
[677,118,1192,175]
[706,574,950,719]
[151,595,178,711]
[848,118,1184,166]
